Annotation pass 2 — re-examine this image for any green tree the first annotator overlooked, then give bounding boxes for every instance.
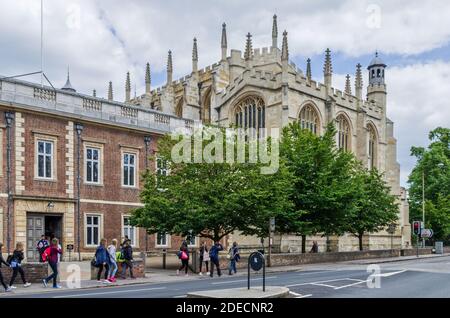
[131,127,293,242]
[279,123,356,251]
[408,127,450,241]
[344,165,399,251]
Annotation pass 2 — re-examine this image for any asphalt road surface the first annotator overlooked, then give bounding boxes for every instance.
[5,255,450,298]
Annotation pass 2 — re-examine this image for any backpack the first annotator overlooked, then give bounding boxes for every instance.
[41,247,51,262]
[116,251,124,263]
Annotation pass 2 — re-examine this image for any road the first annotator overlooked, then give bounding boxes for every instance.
[4,255,450,298]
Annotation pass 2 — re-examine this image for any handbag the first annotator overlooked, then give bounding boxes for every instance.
[181,251,188,260]
[203,251,210,261]
[90,257,98,267]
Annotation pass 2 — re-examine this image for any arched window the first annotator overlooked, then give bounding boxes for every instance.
[175,98,183,118]
[368,124,377,170]
[336,114,350,151]
[233,96,265,129]
[299,104,320,135]
[202,87,211,124]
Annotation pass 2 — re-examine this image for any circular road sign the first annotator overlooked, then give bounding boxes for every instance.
[249,252,264,271]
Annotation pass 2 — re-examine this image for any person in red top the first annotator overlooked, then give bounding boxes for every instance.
[42,238,62,289]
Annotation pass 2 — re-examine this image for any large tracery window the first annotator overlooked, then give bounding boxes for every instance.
[368,124,377,170]
[299,104,320,135]
[234,96,265,130]
[336,114,351,151]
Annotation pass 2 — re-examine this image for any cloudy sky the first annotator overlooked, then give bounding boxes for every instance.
[0,0,449,187]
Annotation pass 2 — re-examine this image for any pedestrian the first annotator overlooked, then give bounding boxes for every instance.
[107,239,118,282]
[198,242,209,276]
[95,238,111,283]
[310,241,318,253]
[176,244,190,276]
[36,235,49,262]
[8,242,32,289]
[121,240,135,279]
[0,243,12,292]
[228,242,240,275]
[42,238,62,289]
[209,241,223,277]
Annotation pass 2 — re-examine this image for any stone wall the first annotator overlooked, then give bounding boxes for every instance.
[90,258,145,279]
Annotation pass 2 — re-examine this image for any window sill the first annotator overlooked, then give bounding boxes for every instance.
[121,185,139,189]
[34,178,57,183]
[84,182,104,187]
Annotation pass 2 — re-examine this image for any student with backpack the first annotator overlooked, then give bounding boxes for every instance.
[107,239,118,282]
[228,242,240,275]
[198,241,210,276]
[36,235,49,263]
[176,244,190,276]
[42,238,62,288]
[94,238,111,283]
[8,242,32,289]
[209,241,223,278]
[121,239,135,279]
[0,243,12,292]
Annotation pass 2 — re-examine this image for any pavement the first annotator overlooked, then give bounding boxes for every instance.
[1,252,450,298]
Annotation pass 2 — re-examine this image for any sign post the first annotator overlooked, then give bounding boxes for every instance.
[66,244,74,262]
[248,251,265,292]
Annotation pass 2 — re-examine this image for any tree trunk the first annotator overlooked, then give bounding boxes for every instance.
[301,235,306,253]
[358,233,363,251]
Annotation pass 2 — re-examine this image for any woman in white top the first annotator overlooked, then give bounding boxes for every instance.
[107,239,118,282]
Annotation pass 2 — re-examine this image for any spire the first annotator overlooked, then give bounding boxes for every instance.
[306,58,312,82]
[221,23,227,61]
[192,37,198,73]
[272,14,278,48]
[244,32,253,61]
[281,30,288,61]
[108,81,113,101]
[355,63,363,100]
[345,74,352,95]
[61,67,76,92]
[167,50,173,85]
[323,48,332,89]
[145,62,151,94]
[323,48,332,76]
[93,89,96,97]
[125,72,131,102]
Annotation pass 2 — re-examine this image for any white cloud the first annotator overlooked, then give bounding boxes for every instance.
[0,0,449,186]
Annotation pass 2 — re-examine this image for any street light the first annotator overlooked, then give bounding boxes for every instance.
[4,112,14,254]
[143,136,152,253]
[75,123,83,261]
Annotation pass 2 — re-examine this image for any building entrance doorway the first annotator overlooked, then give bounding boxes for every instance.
[26,213,63,261]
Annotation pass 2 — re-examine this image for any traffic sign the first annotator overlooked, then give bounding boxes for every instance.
[249,252,264,271]
[269,217,275,233]
[421,229,433,238]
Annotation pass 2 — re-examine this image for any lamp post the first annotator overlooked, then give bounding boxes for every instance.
[5,112,14,254]
[144,136,152,253]
[75,123,83,261]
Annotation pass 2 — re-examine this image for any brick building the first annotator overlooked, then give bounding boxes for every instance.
[0,76,196,260]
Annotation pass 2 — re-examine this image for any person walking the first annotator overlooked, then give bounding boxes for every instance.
[176,244,190,276]
[198,242,209,276]
[209,241,223,278]
[121,239,135,279]
[107,239,118,282]
[42,238,62,288]
[310,241,319,253]
[0,243,12,292]
[95,238,111,283]
[8,242,32,289]
[36,235,49,263]
[228,242,240,275]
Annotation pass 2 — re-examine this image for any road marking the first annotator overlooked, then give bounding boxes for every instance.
[310,283,337,288]
[287,277,361,287]
[211,276,277,285]
[289,291,313,298]
[373,270,407,277]
[333,280,366,290]
[174,295,186,298]
[53,287,166,298]
[296,294,313,298]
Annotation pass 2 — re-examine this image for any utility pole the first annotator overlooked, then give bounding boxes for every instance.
[422,170,425,248]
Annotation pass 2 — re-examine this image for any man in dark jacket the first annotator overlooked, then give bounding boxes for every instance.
[121,240,135,279]
[209,241,223,277]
